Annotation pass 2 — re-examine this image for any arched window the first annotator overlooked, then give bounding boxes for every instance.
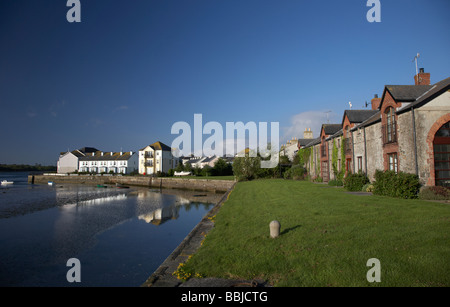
[434,122,450,187]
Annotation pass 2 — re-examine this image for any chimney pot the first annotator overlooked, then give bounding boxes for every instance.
[419,68,424,73]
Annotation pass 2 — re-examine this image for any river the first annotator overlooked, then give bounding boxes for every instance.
[0,172,220,287]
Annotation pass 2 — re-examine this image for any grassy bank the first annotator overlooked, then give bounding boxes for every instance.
[182,179,450,287]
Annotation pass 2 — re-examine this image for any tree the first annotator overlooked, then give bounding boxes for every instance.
[184,162,193,173]
[201,165,213,177]
[212,158,233,176]
[175,161,184,172]
[232,156,261,181]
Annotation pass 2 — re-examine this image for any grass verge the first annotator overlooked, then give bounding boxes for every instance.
[182,179,450,287]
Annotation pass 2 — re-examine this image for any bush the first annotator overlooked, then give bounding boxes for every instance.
[328,179,344,186]
[232,156,261,181]
[344,172,369,191]
[313,176,323,183]
[284,165,306,180]
[418,186,450,200]
[373,170,420,199]
[361,183,374,192]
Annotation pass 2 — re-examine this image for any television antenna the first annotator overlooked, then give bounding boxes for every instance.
[324,110,332,123]
[413,53,420,77]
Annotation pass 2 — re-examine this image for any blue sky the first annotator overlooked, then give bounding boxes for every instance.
[0,0,449,165]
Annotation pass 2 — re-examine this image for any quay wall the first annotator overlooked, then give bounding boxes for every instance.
[28,174,235,193]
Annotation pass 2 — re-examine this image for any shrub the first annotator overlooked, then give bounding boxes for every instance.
[418,186,450,200]
[373,170,420,199]
[232,156,261,181]
[344,172,369,191]
[361,183,374,192]
[284,165,306,180]
[328,179,344,186]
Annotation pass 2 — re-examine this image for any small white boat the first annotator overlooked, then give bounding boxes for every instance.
[1,180,14,185]
[48,181,54,186]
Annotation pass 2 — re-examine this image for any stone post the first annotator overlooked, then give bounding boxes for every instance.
[270,220,281,238]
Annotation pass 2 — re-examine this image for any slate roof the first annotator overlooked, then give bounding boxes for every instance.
[201,156,218,163]
[326,128,343,141]
[342,110,379,124]
[397,76,450,114]
[298,138,314,147]
[322,124,342,136]
[79,147,99,154]
[383,85,433,102]
[304,137,321,148]
[79,151,135,161]
[351,111,381,130]
[140,141,172,152]
[60,148,98,158]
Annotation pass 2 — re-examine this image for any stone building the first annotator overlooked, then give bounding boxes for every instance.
[304,69,450,187]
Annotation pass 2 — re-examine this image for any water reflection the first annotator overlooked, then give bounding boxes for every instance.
[0,183,221,286]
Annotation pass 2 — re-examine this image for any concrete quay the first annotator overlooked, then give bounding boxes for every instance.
[28,174,235,193]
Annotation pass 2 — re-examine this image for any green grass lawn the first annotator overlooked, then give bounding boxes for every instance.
[182,179,450,287]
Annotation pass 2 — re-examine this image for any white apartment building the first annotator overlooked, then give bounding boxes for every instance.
[78,151,138,174]
[139,141,179,175]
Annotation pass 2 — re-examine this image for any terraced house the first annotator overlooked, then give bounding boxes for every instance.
[78,151,138,174]
[303,69,450,187]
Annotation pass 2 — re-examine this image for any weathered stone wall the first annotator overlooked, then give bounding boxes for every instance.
[352,128,366,173]
[364,122,384,182]
[29,174,235,192]
[397,111,416,175]
[412,91,450,185]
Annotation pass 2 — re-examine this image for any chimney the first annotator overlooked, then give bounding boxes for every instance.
[371,94,381,110]
[414,68,431,85]
[304,128,313,139]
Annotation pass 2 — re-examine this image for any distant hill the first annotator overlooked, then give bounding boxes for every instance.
[0,164,57,172]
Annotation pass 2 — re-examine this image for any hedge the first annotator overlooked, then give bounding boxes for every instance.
[344,172,369,191]
[373,170,420,199]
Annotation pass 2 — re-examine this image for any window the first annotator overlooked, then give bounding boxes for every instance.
[434,122,450,187]
[383,107,397,144]
[357,156,363,172]
[388,153,398,173]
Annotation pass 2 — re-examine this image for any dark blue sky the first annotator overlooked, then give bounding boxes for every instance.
[1,0,449,165]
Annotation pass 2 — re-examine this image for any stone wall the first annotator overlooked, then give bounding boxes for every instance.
[413,91,450,185]
[29,174,235,193]
[364,122,384,182]
[352,128,366,173]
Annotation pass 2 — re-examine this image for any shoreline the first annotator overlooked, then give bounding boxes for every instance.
[28,174,235,193]
[141,182,236,287]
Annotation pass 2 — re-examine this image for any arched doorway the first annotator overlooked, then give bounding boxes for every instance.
[434,121,450,187]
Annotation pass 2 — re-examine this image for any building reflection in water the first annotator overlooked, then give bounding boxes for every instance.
[136,189,191,226]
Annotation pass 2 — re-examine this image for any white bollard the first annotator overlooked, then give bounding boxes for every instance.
[270,220,281,238]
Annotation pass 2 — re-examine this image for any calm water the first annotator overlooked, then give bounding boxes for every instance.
[0,172,219,287]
